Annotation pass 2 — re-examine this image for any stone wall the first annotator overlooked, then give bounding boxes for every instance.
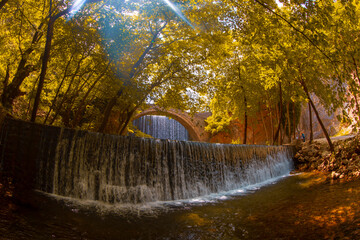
[0,117,61,201]
[0,116,295,204]
[209,108,276,145]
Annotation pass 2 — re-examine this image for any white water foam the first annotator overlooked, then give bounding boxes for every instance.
[40,172,292,217]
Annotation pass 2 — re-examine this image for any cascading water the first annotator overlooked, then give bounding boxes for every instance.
[132,115,189,141]
[0,118,294,206]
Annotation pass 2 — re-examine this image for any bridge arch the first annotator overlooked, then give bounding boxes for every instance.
[133,107,207,142]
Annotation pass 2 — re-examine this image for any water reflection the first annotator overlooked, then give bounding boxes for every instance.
[1,173,360,239]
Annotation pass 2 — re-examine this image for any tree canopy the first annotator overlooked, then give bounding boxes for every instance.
[0,0,359,148]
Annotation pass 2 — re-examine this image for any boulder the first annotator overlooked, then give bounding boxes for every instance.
[331,171,340,179]
[321,151,331,158]
[294,134,360,181]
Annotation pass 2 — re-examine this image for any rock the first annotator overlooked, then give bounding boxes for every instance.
[321,151,331,158]
[307,150,315,157]
[310,163,317,169]
[294,134,360,181]
[331,171,340,179]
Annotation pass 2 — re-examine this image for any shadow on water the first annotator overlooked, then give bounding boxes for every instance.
[1,173,360,240]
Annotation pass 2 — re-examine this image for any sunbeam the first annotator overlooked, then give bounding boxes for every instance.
[69,0,86,19]
[161,0,194,28]
[68,0,193,28]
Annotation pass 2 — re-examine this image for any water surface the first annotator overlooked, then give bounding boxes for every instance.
[1,173,360,239]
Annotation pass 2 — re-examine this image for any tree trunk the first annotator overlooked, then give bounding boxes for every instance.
[26,76,39,116]
[98,96,118,132]
[1,23,43,110]
[243,96,248,144]
[72,69,108,127]
[353,90,360,117]
[48,54,90,125]
[119,109,136,135]
[129,23,168,79]
[259,103,269,142]
[30,3,71,122]
[43,54,74,124]
[293,102,296,140]
[251,120,255,144]
[351,55,360,86]
[286,102,291,142]
[243,109,248,144]
[0,0,9,10]
[2,64,36,109]
[300,79,334,152]
[31,15,55,122]
[308,102,313,143]
[96,22,170,133]
[273,82,283,145]
[269,107,274,143]
[115,109,127,134]
[2,63,10,94]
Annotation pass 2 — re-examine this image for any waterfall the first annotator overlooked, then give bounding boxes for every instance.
[132,115,189,141]
[0,118,294,205]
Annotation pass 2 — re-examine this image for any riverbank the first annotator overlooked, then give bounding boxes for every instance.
[294,134,360,181]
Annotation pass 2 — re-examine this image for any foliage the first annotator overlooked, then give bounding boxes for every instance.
[0,0,359,141]
[204,0,360,145]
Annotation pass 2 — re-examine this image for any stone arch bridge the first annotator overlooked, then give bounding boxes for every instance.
[133,106,210,142]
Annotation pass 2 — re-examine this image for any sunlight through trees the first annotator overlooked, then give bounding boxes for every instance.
[0,0,359,147]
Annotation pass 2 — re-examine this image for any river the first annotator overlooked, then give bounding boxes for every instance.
[1,172,360,240]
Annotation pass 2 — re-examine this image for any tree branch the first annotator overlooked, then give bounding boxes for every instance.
[253,0,335,65]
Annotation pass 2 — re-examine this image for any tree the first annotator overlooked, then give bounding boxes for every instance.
[204,0,346,149]
[30,0,104,122]
[1,0,45,111]
[1,0,358,144]
[0,0,8,10]
[96,0,215,134]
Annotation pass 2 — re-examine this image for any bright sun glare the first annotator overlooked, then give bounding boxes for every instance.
[162,0,194,28]
[69,0,193,28]
[69,0,86,18]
